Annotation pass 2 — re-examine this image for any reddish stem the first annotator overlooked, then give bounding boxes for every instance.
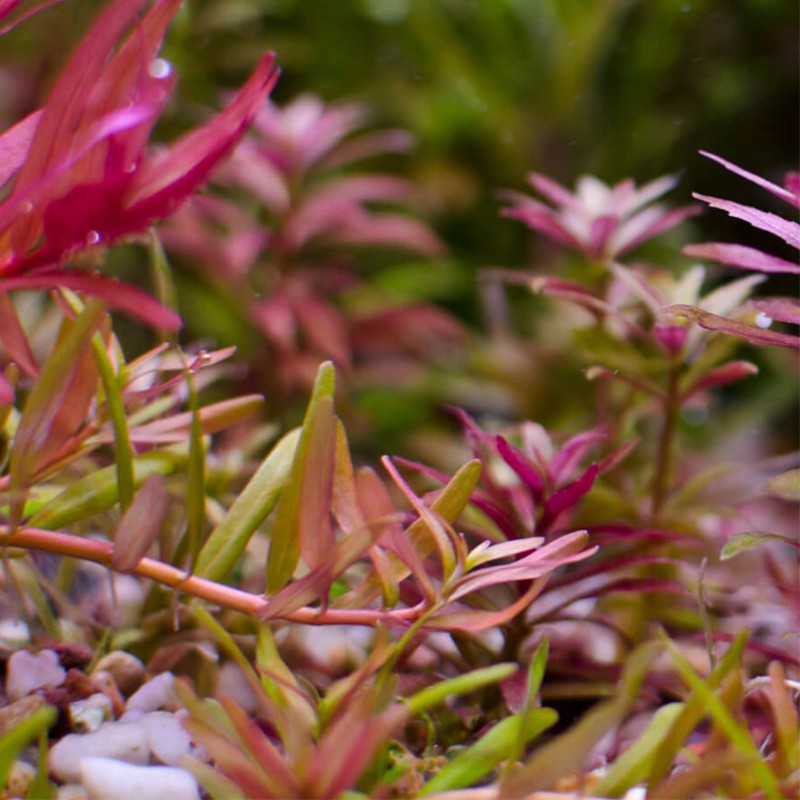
[2,526,423,627]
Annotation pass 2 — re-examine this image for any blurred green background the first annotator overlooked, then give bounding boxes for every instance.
[2,0,797,455]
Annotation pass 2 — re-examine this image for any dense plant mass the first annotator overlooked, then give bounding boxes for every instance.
[0,1,797,799]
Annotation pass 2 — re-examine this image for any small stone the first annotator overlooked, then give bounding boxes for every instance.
[123,672,175,717]
[6,649,66,701]
[0,694,47,737]
[69,693,112,732]
[80,757,200,800]
[48,721,149,783]
[217,660,258,714]
[0,618,30,646]
[7,759,35,797]
[50,642,94,670]
[92,651,146,697]
[139,711,193,766]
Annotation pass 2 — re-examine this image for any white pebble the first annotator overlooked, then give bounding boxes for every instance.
[80,757,199,800]
[69,693,113,732]
[123,672,175,717]
[0,618,30,645]
[92,652,146,697]
[139,712,194,766]
[49,722,149,783]
[6,649,66,701]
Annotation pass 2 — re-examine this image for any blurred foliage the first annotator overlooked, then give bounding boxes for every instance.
[0,0,795,446]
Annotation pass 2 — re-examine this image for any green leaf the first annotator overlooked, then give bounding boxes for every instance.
[765,469,800,502]
[266,361,336,594]
[9,301,105,526]
[195,428,301,581]
[405,663,516,717]
[26,724,55,799]
[420,707,557,794]
[593,702,684,797]
[720,531,796,560]
[502,638,549,775]
[0,705,56,790]
[149,230,179,331]
[27,452,178,530]
[92,331,134,511]
[661,633,781,798]
[648,629,748,789]
[501,641,658,795]
[184,362,205,572]
[404,458,483,556]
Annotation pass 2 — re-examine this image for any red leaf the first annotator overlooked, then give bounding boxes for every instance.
[541,463,598,529]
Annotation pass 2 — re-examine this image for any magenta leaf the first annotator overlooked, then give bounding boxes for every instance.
[751,297,800,326]
[700,150,799,208]
[683,243,800,275]
[541,463,599,529]
[0,110,42,188]
[496,435,545,498]
[0,271,182,332]
[683,360,759,397]
[668,304,799,349]
[693,193,800,250]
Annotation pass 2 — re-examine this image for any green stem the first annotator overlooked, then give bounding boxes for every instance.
[92,335,134,512]
[651,362,680,522]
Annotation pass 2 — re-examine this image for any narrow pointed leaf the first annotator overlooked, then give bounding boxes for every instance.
[592,703,684,797]
[27,452,177,530]
[92,327,134,511]
[669,304,800,348]
[266,361,336,593]
[720,531,800,560]
[765,469,800,502]
[662,634,781,798]
[111,474,170,572]
[9,301,104,525]
[196,428,301,581]
[298,394,336,571]
[184,368,205,572]
[420,708,558,794]
[501,642,657,795]
[405,663,516,716]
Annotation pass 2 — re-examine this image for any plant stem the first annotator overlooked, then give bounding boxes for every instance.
[3,526,423,627]
[651,362,680,522]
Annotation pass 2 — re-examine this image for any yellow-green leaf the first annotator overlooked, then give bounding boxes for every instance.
[266,361,336,594]
[195,428,301,581]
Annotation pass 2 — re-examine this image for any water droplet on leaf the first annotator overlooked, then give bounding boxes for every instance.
[149,58,172,80]
[755,312,773,329]
[86,230,101,245]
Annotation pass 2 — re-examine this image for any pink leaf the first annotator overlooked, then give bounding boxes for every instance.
[449,531,596,601]
[0,110,42,188]
[548,428,606,484]
[0,270,182,332]
[700,150,799,208]
[668,304,800,349]
[496,435,545,499]
[683,242,800,275]
[652,323,688,356]
[683,360,759,398]
[0,0,63,35]
[0,292,38,376]
[541,463,598,528]
[693,193,800,250]
[751,297,800,326]
[112,474,170,572]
